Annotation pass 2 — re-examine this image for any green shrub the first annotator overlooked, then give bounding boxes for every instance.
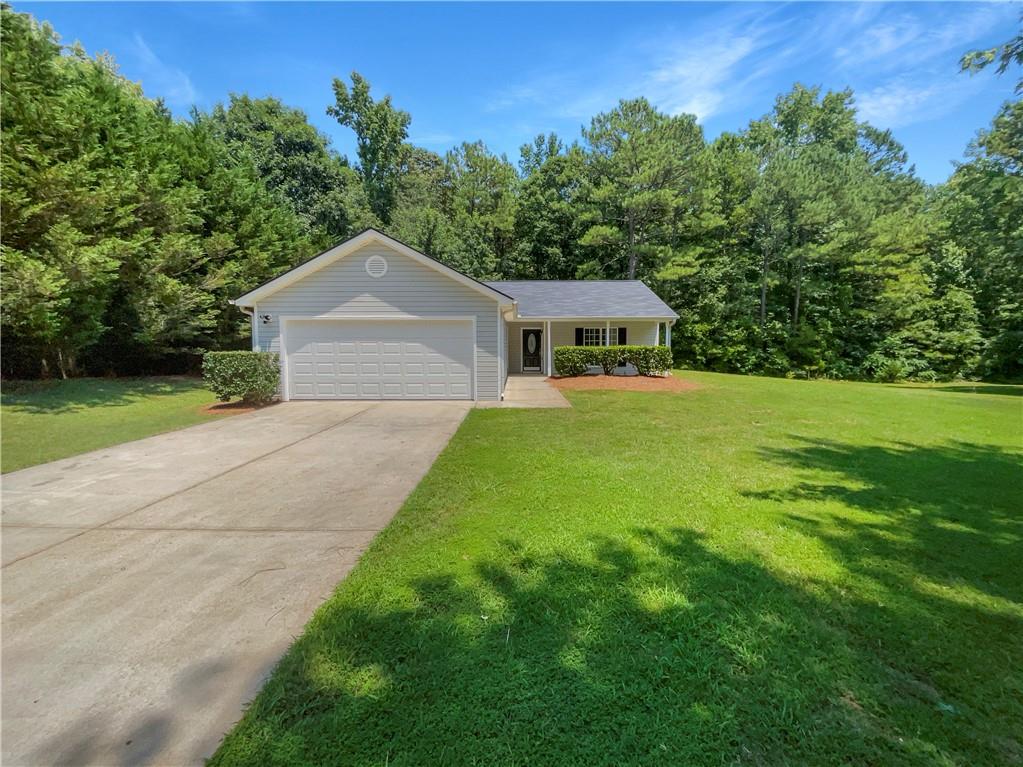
[592,346,622,375]
[552,346,591,377]
[552,345,673,377]
[202,351,280,403]
[627,345,673,375]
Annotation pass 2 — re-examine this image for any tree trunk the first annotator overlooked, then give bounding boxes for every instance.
[792,253,804,331]
[759,245,770,328]
[626,215,638,279]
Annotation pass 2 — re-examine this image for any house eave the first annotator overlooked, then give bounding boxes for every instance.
[232,228,516,307]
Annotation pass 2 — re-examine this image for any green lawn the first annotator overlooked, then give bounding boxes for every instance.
[1,376,223,473]
[208,372,1020,765]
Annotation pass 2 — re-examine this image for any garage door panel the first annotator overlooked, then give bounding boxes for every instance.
[286,319,474,400]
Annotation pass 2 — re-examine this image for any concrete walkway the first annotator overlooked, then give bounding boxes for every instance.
[1,400,470,766]
[479,374,571,409]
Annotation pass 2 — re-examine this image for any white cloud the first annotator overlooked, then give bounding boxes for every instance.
[835,4,1011,72]
[480,2,1018,139]
[409,131,455,147]
[484,7,782,124]
[643,34,761,121]
[844,4,1017,129]
[130,34,198,108]
[855,81,941,127]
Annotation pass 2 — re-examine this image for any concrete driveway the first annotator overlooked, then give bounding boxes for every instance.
[1,400,470,766]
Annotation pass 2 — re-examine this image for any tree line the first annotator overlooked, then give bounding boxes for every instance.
[2,7,1020,380]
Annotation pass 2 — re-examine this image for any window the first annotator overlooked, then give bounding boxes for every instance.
[582,327,620,346]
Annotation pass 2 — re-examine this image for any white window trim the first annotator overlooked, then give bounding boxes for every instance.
[582,326,620,346]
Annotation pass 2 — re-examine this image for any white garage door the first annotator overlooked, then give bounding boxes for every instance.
[285,319,474,400]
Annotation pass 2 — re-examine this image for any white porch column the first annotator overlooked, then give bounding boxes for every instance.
[605,319,611,345]
[546,320,552,375]
[666,322,671,349]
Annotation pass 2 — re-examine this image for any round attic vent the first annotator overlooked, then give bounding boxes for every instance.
[365,254,388,278]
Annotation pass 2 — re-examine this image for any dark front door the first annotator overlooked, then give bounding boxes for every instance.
[522,329,542,371]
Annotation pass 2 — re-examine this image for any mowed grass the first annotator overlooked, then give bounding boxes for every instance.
[211,372,1023,766]
[1,376,222,472]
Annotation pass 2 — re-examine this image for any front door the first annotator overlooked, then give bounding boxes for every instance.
[522,328,542,372]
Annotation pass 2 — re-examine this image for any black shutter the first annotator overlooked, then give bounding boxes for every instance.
[575,327,584,345]
[618,327,627,345]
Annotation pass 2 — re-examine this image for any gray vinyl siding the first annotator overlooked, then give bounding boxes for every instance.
[255,243,501,400]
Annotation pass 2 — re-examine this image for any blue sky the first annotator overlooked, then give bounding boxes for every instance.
[19,1,1021,183]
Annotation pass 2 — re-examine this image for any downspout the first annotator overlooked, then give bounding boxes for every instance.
[230,299,257,351]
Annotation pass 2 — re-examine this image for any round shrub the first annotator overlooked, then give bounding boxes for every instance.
[203,351,280,403]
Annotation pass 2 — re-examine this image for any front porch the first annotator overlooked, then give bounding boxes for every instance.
[504,318,672,377]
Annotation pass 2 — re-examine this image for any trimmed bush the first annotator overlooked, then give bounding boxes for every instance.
[552,346,591,377]
[552,345,673,377]
[203,351,280,403]
[628,345,673,376]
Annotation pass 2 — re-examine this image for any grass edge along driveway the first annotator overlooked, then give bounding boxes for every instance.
[210,371,1023,767]
[2,376,225,473]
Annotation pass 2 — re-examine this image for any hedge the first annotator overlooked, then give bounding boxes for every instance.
[552,345,673,377]
[202,351,280,403]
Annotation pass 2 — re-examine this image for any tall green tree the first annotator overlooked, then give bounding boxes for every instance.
[388,146,458,258]
[579,98,705,280]
[941,100,1023,377]
[327,72,410,223]
[203,94,376,244]
[513,134,589,279]
[0,7,312,377]
[440,141,518,278]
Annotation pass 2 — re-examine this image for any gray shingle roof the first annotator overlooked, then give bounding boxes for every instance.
[485,280,678,319]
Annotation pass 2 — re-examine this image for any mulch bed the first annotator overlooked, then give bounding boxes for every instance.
[548,374,700,392]
[200,400,277,416]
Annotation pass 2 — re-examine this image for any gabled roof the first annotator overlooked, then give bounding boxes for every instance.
[232,228,515,306]
[486,280,678,319]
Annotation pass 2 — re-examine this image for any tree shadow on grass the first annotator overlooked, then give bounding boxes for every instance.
[1,376,202,414]
[894,384,1023,397]
[741,437,1023,764]
[745,438,1023,601]
[211,525,1021,766]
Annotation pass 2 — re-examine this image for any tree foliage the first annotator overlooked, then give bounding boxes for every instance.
[1,7,1018,382]
[1,9,313,376]
[327,72,410,223]
[961,13,1023,94]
